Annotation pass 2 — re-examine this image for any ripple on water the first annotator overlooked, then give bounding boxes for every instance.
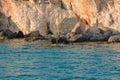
[0,41,120,80]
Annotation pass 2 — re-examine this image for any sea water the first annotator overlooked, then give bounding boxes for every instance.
[0,40,120,80]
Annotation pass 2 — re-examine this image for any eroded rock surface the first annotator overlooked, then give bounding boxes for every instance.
[108,34,120,43]
[0,0,120,42]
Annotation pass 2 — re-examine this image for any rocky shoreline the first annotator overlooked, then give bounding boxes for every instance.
[0,26,120,44]
[0,0,120,44]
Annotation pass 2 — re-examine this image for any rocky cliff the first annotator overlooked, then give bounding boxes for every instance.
[0,0,120,42]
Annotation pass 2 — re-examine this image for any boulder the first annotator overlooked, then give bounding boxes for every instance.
[86,26,101,36]
[90,34,106,41]
[16,31,24,38]
[73,34,90,42]
[47,5,83,38]
[86,26,112,41]
[2,29,16,39]
[50,37,69,44]
[102,30,113,40]
[26,31,41,37]
[0,30,24,39]
[68,26,113,42]
[98,26,113,40]
[0,0,120,41]
[108,34,120,43]
[25,31,45,41]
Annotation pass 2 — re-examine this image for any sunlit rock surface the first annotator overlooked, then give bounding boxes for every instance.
[0,0,120,39]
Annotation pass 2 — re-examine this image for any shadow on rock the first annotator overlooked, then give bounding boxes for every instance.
[50,37,69,44]
[0,29,24,39]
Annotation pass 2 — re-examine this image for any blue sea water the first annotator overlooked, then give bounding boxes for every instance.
[0,40,120,80]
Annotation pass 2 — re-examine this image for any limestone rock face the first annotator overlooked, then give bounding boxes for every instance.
[62,0,120,33]
[0,0,120,39]
[46,5,81,37]
[0,0,49,36]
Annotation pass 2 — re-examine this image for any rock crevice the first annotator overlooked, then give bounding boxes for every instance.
[0,0,120,42]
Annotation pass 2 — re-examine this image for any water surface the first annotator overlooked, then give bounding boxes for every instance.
[0,40,120,80]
